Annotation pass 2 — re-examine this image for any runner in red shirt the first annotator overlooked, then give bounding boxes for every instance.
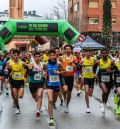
[74,51,83,96]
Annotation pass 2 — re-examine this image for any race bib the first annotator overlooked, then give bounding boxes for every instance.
[49,75,59,83]
[0,66,3,70]
[66,66,73,72]
[85,67,93,73]
[13,72,22,79]
[101,75,110,82]
[34,73,42,81]
[116,77,120,83]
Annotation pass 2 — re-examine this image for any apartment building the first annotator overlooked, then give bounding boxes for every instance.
[68,0,120,42]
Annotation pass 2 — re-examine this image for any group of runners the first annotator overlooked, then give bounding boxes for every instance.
[0,45,120,126]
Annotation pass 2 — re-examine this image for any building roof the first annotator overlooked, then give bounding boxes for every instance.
[0,10,42,19]
[74,35,106,50]
[24,13,42,17]
[0,12,9,15]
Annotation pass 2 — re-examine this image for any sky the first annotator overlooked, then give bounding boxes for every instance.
[0,0,67,16]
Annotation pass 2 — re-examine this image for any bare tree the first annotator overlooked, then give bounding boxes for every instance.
[57,0,68,20]
[44,13,54,20]
[44,0,68,20]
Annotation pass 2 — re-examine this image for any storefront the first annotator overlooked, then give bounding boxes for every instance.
[7,41,31,51]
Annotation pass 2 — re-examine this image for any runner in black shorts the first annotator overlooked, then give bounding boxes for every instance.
[46,50,65,126]
[28,51,44,117]
[5,49,27,114]
[81,48,96,113]
[98,49,114,115]
[60,45,77,113]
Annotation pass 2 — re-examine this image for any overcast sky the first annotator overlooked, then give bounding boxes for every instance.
[0,0,67,16]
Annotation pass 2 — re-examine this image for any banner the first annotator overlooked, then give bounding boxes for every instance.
[0,19,80,51]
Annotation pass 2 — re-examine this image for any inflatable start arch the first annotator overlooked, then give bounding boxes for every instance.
[0,19,80,51]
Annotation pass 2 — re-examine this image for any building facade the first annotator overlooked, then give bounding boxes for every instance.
[68,0,120,43]
[9,0,24,19]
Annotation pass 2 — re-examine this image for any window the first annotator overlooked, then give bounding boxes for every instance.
[88,1,98,8]
[70,7,73,13]
[112,17,116,24]
[89,18,99,24]
[73,2,79,12]
[111,1,116,8]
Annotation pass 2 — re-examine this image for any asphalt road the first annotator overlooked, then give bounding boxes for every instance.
[0,85,120,129]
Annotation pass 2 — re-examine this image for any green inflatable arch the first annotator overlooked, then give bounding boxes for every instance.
[0,19,80,51]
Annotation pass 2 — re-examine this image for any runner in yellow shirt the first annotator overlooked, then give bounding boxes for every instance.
[98,49,114,115]
[81,48,96,113]
[5,49,27,114]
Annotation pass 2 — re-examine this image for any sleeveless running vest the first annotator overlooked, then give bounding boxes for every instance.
[115,59,120,71]
[114,59,120,84]
[99,58,112,83]
[11,60,24,80]
[29,62,43,83]
[99,58,111,69]
[47,62,60,87]
[0,61,4,73]
[83,57,95,78]
[61,55,75,76]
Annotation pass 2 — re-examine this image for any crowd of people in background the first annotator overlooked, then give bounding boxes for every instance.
[0,45,120,126]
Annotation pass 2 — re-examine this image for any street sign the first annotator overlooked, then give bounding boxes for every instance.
[78,34,86,42]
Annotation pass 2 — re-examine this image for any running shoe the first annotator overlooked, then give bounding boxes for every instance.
[24,82,29,87]
[53,104,57,109]
[80,89,83,93]
[116,107,120,115]
[6,89,9,96]
[100,104,106,114]
[15,108,20,114]
[64,106,69,113]
[49,118,55,126]
[114,94,119,104]
[36,111,41,117]
[63,100,67,107]
[77,91,80,97]
[60,100,63,106]
[86,108,90,113]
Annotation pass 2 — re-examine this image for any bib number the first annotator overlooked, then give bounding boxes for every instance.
[34,73,42,81]
[85,67,92,73]
[13,72,22,79]
[0,66,3,70]
[49,75,59,83]
[116,77,120,83]
[101,75,110,82]
[66,66,73,72]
